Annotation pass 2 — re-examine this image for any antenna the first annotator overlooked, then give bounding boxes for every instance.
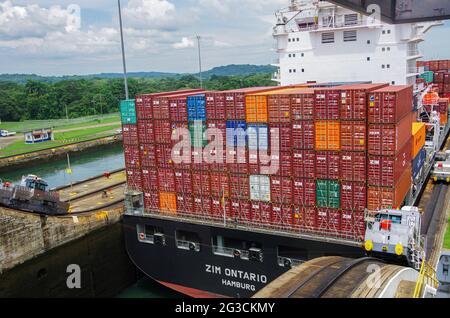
[196,35,203,89]
[118,0,129,100]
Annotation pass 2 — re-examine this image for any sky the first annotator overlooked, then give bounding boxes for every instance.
[0,0,448,76]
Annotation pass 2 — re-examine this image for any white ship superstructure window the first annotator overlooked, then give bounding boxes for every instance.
[344,14,358,26]
[322,32,334,44]
[343,30,357,42]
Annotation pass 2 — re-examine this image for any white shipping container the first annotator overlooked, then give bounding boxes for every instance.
[250,175,271,202]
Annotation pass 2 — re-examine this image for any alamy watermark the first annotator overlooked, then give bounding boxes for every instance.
[171,121,280,175]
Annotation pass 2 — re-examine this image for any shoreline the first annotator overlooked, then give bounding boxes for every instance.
[0,134,123,171]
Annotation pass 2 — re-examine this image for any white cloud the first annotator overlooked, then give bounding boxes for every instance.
[0,0,79,39]
[123,0,176,29]
[172,36,195,49]
[197,0,287,15]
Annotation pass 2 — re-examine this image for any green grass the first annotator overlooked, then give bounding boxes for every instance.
[444,217,450,250]
[0,113,120,133]
[0,124,121,158]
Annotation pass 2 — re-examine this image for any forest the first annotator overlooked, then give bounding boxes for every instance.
[0,73,274,122]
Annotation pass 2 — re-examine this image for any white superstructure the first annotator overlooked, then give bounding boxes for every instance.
[272,0,442,86]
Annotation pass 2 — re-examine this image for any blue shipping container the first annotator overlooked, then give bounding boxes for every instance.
[226,121,247,147]
[412,148,426,180]
[120,99,137,124]
[248,124,268,151]
[187,95,206,121]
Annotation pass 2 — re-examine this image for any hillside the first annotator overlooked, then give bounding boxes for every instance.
[0,64,276,84]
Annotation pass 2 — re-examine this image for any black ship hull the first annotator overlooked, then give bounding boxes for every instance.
[123,215,365,298]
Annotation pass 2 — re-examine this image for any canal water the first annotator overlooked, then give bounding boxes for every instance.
[0,144,125,188]
[0,143,180,298]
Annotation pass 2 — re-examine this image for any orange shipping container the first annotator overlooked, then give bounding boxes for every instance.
[246,95,268,123]
[367,168,412,211]
[441,112,448,126]
[412,122,426,159]
[160,192,177,214]
[315,121,340,151]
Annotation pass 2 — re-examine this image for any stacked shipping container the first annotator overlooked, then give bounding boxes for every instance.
[121,83,416,243]
[367,85,414,211]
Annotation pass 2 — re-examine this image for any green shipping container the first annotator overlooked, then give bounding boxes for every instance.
[120,99,137,124]
[188,121,208,147]
[419,71,434,84]
[316,180,340,209]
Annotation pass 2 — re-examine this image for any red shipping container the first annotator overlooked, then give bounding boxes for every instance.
[444,73,450,84]
[205,92,226,120]
[192,149,208,171]
[271,204,292,228]
[231,199,252,223]
[177,194,194,215]
[439,98,449,114]
[157,168,175,192]
[314,88,341,120]
[156,144,173,168]
[124,145,140,169]
[341,210,366,240]
[152,96,171,120]
[144,192,159,211]
[210,173,230,198]
[126,169,142,190]
[340,152,367,182]
[252,202,272,225]
[368,85,413,124]
[137,89,203,120]
[290,89,315,121]
[139,144,156,168]
[293,178,316,206]
[248,150,260,174]
[230,174,250,199]
[227,147,249,174]
[368,139,412,187]
[194,196,212,217]
[122,124,138,145]
[268,94,291,123]
[368,169,412,211]
[207,120,227,148]
[340,122,367,152]
[315,151,340,180]
[317,208,341,233]
[141,168,158,191]
[270,123,292,152]
[368,113,413,156]
[339,84,389,120]
[211,198,231,220]
[304,207,317,230]
[271,151,293,176]
[438,60,449,71]
[205,146,226,172]
[270,176,293,204]
[429,61,439,72]
[174,170,192,194]
[136,95,153,120]
[169,96,189,122]
[137,120,155,144]
[192,171,211,196]
[292,121,315,150]
[292,150,315,178]
[341,182,367,211]
[154,120,172,144]
[434,71,445,83]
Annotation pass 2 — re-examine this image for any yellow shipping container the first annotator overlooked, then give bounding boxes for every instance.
[315,121,340,151]
[412,122,426,159]
[160,192,177,214]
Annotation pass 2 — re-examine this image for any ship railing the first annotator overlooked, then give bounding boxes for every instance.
[408,66,419,74]
[142,210,365,244]
[212,246,250,260]
[277,256,304,268]
[176,239,201,252]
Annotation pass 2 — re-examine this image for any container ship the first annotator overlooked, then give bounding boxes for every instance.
[121,0,450,298]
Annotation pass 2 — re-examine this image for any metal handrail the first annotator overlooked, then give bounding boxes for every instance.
[413,260,439,298]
